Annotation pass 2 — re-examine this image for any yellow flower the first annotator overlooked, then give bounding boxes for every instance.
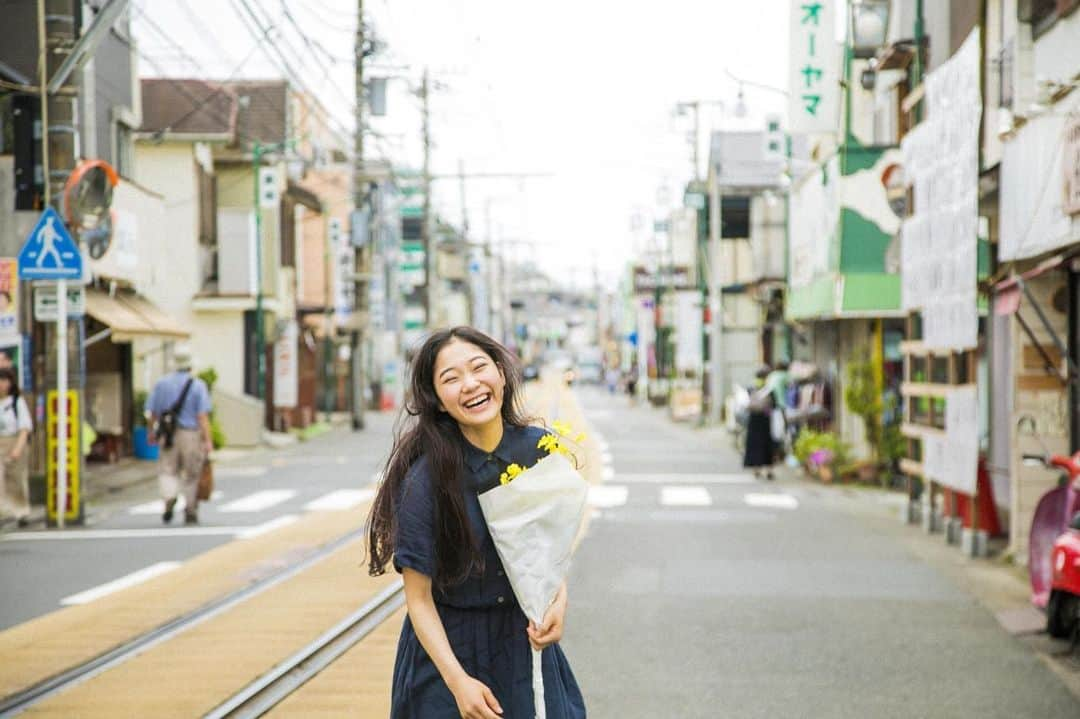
[499,472,510,485]
[574,432,587,444]
[551,420,573,437]
[537,433,559,453]
[506,463,524,479]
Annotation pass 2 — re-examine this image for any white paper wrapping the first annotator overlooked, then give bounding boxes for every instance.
[478,451,589,719]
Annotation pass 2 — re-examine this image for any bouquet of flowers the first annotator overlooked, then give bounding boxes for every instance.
[477,421,589,719]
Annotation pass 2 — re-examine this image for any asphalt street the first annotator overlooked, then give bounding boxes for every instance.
[564,386,1080,719]
[3,384,1079,718]
[0,413,395,630]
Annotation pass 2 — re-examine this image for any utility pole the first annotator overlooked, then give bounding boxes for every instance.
[420,68,433,328]
[351,0,366,430]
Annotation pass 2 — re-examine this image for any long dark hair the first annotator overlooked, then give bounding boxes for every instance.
[366,326,532,590]
[0,366,19,402]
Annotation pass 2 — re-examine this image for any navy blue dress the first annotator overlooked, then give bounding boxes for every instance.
[390,423,586,718]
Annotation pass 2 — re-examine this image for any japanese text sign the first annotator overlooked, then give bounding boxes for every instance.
[788,1,839,133]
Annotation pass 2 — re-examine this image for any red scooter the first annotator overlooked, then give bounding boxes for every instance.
[1025,445,1080,640]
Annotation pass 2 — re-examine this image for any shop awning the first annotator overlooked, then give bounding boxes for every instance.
[992,252,1077,386]
[84,289,190,343]
[992,252,1072,316]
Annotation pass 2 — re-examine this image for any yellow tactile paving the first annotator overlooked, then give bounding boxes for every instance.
[0,504,371,700]
[267,606,405,718]
[24,537,395,718]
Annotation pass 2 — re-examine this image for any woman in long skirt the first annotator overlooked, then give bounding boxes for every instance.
[367,327,586,719]
[743,367,775,480]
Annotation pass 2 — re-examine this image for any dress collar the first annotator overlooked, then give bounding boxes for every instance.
[461,421,519,472]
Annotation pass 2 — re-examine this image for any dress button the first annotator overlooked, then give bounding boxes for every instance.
[497,595,506,604]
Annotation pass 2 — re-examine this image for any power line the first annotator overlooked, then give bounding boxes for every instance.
[231,0,355,146]
[178,0,237,69]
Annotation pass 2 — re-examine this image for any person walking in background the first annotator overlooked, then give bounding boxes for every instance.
[761,359,792,460]
[743,366,776,480]
[146,344,212,525]
[0,367,32,527]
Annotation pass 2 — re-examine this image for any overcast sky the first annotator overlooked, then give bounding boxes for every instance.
[132,0,797,289]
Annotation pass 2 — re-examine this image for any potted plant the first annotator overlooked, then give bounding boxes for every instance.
[844,353,884,483]
[198,367,227,449]
[793,428,850,483]
[132,390,158,461]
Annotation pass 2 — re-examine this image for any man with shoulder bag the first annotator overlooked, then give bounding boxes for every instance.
[146,344,213,525]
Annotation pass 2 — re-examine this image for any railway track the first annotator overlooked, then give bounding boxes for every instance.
[0,527,376,718]
[204,581,405,718]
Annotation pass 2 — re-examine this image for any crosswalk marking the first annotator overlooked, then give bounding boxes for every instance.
[615,473,755,485]
[744,493,799,510]
[60,562,181,605]
[128,491,223,515]
[215,466,269,478]
[303,488,374,511]
[660,486,713,507]
[219,489,297,513]
[588,485,629,508]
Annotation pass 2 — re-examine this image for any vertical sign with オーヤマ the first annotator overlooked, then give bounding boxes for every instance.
[788,0,839,134]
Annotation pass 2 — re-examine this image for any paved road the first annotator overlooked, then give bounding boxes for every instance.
[4,383,1079,717]
[564,386,1080,719]
[0,413,395,630]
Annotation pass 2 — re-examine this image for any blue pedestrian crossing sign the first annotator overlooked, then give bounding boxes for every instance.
[18,207,83,280]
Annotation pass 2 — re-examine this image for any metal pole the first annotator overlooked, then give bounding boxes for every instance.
[37,0,50,210]
[708,184,723,425]
[421,68,432,327]
[253,142,265,400]
[351,0,366,430]
[39,0,69,527]
[56,279,67,528]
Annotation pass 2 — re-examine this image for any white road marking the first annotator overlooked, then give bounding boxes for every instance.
[588,485,629,508]
[600,451,614,464]
[303,488,374,511]
[219,489,297,513]
[744,493,800,510]
[128,491,224,515]
[60,562,181,605]
[602,466,616,481]
[237,515,299,539]
[215,466,268,478]
[616,473,756,485]
[660,486,713,507]
[4,526,255,541]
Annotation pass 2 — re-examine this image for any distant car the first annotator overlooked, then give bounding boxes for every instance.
[575,362,603,384]
[523,363,540,381]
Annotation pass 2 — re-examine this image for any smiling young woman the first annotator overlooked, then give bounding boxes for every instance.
[367,327,586,719]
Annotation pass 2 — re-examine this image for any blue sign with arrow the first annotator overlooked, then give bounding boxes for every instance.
[18,207,83,280]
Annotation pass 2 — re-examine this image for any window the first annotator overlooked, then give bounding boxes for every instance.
[996,39,1014,109]
[114,121,134,178]
[197,164,218,289]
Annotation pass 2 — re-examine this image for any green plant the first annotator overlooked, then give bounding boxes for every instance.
[209,416,226,450]
[197,367,218,392]
[844,354,883,465]
[197,367,226,449]
[793,428,850,470]
[134,390,149,428]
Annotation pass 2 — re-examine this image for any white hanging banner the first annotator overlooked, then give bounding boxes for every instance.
[788,0,839,133]
[900,29,981,352]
